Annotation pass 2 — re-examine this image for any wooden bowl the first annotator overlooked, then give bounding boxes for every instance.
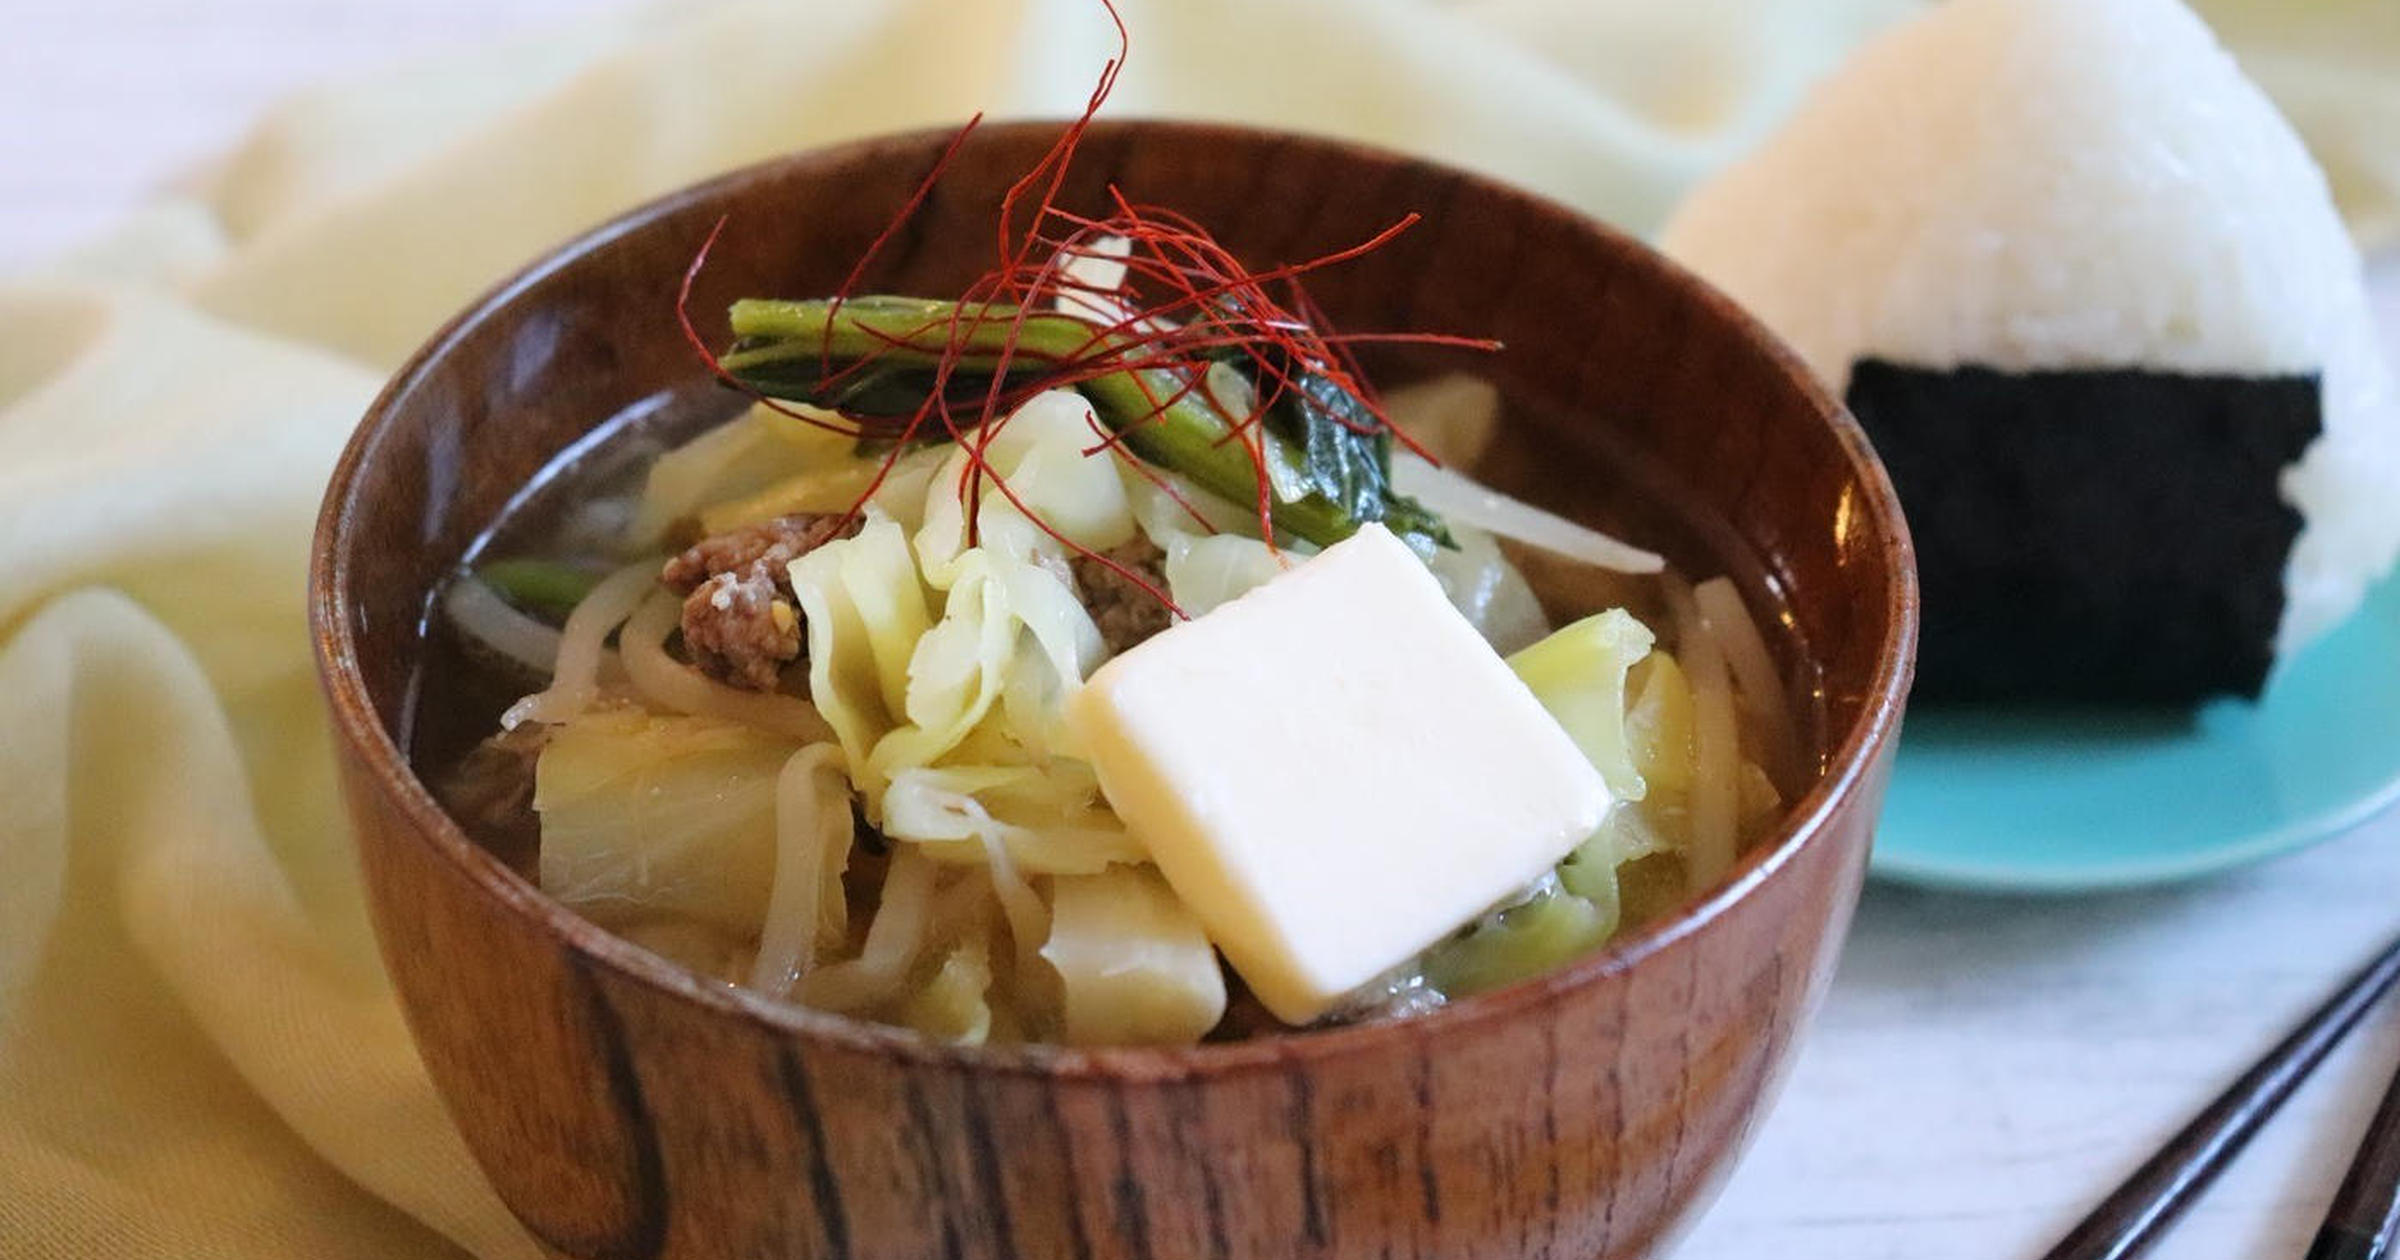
[312,121,1916,1260]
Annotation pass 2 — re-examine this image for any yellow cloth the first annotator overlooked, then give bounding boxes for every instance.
[1,1,2392,1255]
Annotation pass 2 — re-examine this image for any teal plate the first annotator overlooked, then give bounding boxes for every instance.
[1872,575,2400,892]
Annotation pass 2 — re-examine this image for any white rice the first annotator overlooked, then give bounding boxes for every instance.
[1659,0,2400,657]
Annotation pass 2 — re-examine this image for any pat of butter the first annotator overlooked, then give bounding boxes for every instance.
[1068,524,1611,1024]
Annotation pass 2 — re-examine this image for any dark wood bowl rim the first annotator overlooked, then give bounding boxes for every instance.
[309,119,1918,1082]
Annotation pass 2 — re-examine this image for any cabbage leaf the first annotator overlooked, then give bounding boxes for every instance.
[787,513,933,787]
[1042,866,1226,1046]
[536,706,799,935]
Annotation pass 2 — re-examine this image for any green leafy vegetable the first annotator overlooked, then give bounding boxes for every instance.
[716,296,1451,553]
[1263,367,1451,548]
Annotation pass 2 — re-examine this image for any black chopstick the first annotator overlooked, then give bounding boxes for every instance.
[2037,930,2400,1260]
[2306,1032,2400,1260]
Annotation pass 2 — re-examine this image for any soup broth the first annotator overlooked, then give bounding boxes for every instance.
[409,367,1821,1047]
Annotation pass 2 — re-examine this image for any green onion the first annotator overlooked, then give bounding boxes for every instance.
[718,296,1450,553]
[476,558,607,620]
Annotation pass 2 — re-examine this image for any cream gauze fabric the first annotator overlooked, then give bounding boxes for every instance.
[1,1,2391,1255]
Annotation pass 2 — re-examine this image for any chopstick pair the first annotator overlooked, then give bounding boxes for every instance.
[2039,929,2400,1260]
[2311,1048,2400,1260]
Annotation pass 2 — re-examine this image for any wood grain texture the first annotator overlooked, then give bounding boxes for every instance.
[309,121,1917,1260]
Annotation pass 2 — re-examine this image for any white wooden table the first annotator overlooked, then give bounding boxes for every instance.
[7,4,2398,1257]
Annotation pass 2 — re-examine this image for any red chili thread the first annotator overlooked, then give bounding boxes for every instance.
[675,0,1494,620]
[677,216,883,441]
[823,111,987,380]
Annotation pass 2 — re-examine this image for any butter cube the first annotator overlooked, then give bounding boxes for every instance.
[1068,524,1611,1024]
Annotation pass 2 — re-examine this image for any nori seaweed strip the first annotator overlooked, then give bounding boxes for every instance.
[1846,361,2320,704]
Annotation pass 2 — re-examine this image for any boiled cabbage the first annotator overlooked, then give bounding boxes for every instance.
[628,402,858,547]
[1430,522,1550,654]
[1626,652,1698,799]
[1508,609,1655,801]
[881,764,1143,875]
[1160,533,1287,617]
[1420,610,1681,999]
[535,706,799,934]
[787,513,933,785]
[1422,885,1612,998]
[869,549,1104,781]
[1042,866,1226,1046]
[914,389,1136,580]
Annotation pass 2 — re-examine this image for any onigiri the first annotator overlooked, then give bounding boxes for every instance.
[1660,0,2400,703]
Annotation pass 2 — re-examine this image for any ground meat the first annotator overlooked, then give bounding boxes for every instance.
[661,513,856,691]
[679,571,800,690]
[660,513,853,595]
[1071,536,1177,656]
